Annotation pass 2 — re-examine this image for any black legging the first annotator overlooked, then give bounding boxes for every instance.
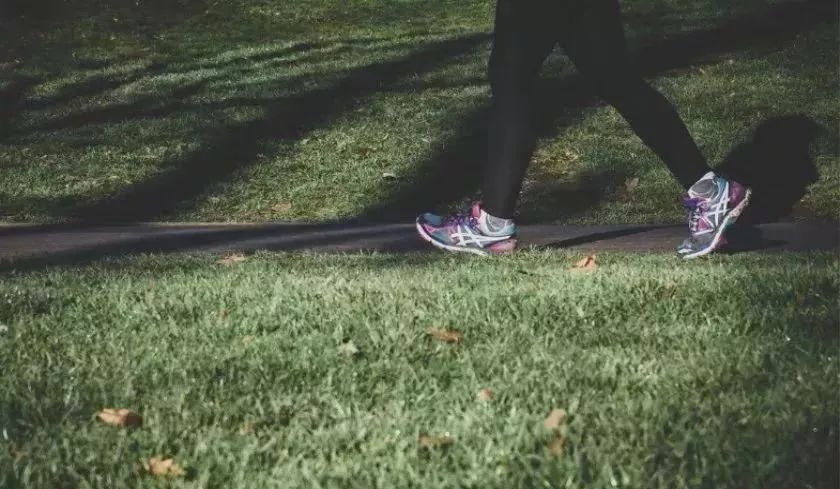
[483,0,711,218]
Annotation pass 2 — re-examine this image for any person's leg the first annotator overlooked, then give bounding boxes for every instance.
[414,0,560,255]
[561,0,751,258]
[482,0,560,219]
[561,0,711,189]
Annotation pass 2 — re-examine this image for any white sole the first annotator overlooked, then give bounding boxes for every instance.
[683,188,753,260]
[415,219,490,257]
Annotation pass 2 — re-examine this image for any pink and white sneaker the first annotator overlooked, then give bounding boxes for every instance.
[678,172,752,259]
[416,203,517,256]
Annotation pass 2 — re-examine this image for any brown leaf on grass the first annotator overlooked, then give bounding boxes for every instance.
[217,253,247,266]
[7,443,27,462]
[355,146,375,157]
[427,327,463,343]
[146,457,185,478]
[96,408,143,428]
[418,434,454,449]
[543,408,568,431]
[620,177,640,201]
[571,255,598,272]
[271,202,292,213]
[548,433,566,457]
[337,340,360,357]
[239,422,255,435]
[562,149,580,163]
[477,388,493,402]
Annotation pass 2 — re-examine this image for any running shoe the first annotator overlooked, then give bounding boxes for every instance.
[678,172,752,259]
[416,203,517,256]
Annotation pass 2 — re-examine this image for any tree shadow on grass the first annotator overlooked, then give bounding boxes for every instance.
[18,78,213,136]
[3,0,835,228]
[18,61,169,112]
[779,415,839,489]
[3,41,329,129]
[361,0,836,222]
[50,34,488,222]
[0,75,40,137]
[9,37,476,139]
[1,37,405,145]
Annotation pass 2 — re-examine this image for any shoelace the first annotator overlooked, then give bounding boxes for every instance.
[683,197,705,236]
[442,212,476,228]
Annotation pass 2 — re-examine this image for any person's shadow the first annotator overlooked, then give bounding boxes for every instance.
[714,115,825,252]
[717,115,822,225]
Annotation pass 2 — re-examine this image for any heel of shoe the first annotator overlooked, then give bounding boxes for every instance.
[487,239,518,254]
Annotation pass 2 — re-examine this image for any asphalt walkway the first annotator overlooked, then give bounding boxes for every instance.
[0,221,835,271]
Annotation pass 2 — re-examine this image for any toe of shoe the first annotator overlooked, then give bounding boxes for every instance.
[417,212,443,226]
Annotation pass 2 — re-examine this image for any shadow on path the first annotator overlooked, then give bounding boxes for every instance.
[0,220,836,274]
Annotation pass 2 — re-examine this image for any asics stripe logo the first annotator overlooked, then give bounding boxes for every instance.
[451,225,511,247]
[694,181,730,236]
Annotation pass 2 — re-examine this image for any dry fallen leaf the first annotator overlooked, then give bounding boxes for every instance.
[562,149,580,162]
[0,324,8,334]
[271,202,292,213]
[662,281,678,298]
[218,253,247,266]
[418,434,454,449]
[477,388,493,402]
[543,408,568,431]
[571,255,598,272]
[338,340,360,357]
[7,443,27,462]
[624,177,640,194]
[427,327,463,344]
[96,408,143,428]
[548,433,566,457]
[355,146,375,157]
[146,457,185,478]
[239,422,255,435]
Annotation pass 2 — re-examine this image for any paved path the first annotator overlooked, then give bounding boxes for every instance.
[0,221,835,270]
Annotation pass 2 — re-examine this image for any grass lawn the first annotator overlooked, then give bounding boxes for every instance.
[0,252,838,488]
[1,0,838,223]
[1,1,838,488]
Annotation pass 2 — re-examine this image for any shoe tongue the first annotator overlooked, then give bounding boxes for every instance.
[471,203,482,219]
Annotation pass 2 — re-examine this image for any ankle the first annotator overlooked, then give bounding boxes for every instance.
[478,209,516,236]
